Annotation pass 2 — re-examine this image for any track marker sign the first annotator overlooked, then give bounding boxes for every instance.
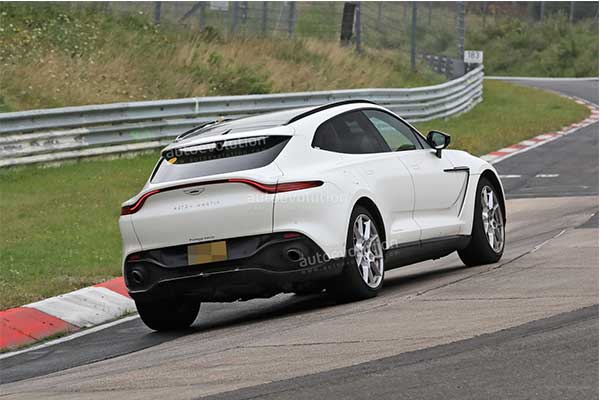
[210,2,228,11]
[464,50,483,64]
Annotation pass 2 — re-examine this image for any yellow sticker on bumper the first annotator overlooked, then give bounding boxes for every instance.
[188,241,228,265]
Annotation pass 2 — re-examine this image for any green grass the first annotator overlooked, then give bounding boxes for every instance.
[0,2,441,111]
[465,14,599,77]
[0,97,11,112]
[357,4,598,77]
[414,80,589,155]
[0,80,589,310]
[0,155,158,309]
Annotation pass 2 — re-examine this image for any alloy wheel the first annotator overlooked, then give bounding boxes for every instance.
[352,214,384,288]
[481,186,504,253]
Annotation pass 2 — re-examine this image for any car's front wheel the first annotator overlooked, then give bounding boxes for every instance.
[458,177,505,266]
[136,297,200,331]
[329,206,385,300]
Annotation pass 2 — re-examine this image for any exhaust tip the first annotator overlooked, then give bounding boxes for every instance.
[286,248,304,263]
[131,269,144,285]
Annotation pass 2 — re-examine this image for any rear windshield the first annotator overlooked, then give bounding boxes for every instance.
[151,136,290,183]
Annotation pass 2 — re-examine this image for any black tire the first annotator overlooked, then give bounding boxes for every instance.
[458,177,505,266]
[136,297,200,331]
[328,205,385,301]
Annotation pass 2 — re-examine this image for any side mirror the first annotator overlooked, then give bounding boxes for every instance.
[427,130,451,158]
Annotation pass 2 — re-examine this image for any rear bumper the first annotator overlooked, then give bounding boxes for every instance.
[124,233,344,302]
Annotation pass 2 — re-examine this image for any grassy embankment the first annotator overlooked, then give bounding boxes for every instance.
[465,14,598,77]
[360,3,598,77]
[0,3,440,111]
[0,4,591,309]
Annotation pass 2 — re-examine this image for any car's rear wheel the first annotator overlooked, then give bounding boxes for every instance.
[329,206,385,300]
[458,177,505,266]
[136,297,200,331]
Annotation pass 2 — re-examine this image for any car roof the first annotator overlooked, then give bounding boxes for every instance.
[173,100,378,146]
[174,107,314,144]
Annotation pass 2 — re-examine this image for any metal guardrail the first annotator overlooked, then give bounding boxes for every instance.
[0,65,483,167]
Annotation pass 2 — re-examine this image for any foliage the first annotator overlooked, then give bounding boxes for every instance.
[0,2,441,111]
[466,14,598,77]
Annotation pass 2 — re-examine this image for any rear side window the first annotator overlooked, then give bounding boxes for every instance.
[151,136,289,183]
[312,111,388,154]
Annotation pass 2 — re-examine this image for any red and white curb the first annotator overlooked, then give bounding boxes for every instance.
[0,278,132,351]
[481,96,598,164]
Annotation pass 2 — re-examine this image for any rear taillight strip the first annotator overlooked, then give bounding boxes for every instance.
[120,179,323,216]
[228,178,323,193]
[120,189,160,216]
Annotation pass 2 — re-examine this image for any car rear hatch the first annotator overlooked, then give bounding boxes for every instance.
[123,131,293,251]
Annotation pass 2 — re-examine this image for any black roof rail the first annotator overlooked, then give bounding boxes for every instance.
[285,99,378,125]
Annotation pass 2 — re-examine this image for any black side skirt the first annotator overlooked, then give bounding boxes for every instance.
[384,235,470,270]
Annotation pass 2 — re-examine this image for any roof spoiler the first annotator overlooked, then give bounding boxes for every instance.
[175,117,233,142]
[285,99,378,125]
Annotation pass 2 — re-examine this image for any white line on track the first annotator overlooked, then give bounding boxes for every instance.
[535,174,560,178]
[0,314,140,360]
[499,175,522,179]
[531,229,566,253]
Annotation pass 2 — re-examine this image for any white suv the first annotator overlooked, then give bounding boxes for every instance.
[119,100,506,331]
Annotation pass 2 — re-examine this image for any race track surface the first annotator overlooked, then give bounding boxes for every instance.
[1,79,598,400]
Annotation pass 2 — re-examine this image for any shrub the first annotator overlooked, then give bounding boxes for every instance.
[466,14,598,77]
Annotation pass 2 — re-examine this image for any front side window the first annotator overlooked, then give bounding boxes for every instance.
[363,110,421,152]
[313,111,388,154]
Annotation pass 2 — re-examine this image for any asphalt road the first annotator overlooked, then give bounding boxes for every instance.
[204,306,599,400]
[1,79,598,399]
[496,78,598,199]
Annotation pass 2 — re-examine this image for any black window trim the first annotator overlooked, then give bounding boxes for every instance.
[311,109,390,154]
[360,107,433,150]
[311,107,431,154]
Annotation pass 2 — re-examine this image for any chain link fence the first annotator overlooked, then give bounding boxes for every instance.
[75,2,468,78]
[45,1,600,80]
